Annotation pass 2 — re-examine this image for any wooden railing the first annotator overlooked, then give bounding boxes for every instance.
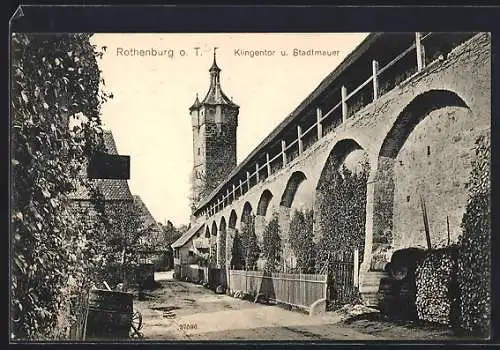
[198,32,470,218]
[228,270,327,310]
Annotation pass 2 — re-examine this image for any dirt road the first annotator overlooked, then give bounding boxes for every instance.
[132,271,380,341]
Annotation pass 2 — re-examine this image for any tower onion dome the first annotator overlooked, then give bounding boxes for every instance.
[189,93,202,111]
[200,50,239,108]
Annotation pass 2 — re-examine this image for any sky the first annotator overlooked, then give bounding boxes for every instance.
[90,33,369,226]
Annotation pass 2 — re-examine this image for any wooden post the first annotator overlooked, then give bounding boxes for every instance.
[316,107,323,139]
[233,183,236,200]
[246,171,251,191]
[341,85,348,122]
[415,32,423,71]
[372,59,379,100]
[255,163,260,183]
[297,125,303,155]
[354,248,359,287]
[266,153,271,177]
[281,140,287,166]
[227,188,230,203]
[421,44,426,69]
[239,179,244,196]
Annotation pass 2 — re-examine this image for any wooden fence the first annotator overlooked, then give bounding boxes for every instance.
[228,270,327,310]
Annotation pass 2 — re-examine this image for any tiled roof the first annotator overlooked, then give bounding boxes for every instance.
[133,195,161,231]
[171,222,205,249]
[68,130,133,201]
[189,94,202,111]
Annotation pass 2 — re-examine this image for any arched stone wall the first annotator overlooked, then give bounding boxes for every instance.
[369,89,472,270]
[255,189,273,242]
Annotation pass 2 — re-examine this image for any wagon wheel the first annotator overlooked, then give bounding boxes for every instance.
[132,311,143,331]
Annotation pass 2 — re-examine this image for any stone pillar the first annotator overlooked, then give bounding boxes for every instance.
[359,159,393,307]
[278,206,292,271]
[254,215,266,242]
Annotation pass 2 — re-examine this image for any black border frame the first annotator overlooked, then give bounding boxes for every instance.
[5,3,500,349]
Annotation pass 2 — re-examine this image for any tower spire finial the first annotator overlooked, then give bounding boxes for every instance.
[210,47,220,73]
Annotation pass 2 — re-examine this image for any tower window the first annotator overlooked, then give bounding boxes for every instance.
[198,148,201,155]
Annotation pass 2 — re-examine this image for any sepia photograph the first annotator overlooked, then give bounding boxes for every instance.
[10,29,491,342]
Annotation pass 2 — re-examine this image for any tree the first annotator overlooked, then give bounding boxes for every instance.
[11,33,111,339]
[289,209,316,273]
[262,212,282,273]
[240,214,260,270]
[99,201,151,290]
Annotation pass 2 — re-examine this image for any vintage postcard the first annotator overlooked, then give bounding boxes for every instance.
[10,29,491,342]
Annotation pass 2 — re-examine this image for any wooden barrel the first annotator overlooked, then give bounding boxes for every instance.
[85,289,133,340]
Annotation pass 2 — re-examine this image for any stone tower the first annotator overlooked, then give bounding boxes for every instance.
[190,50,239,209]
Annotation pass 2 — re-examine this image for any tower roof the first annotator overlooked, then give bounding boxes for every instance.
[200,49,239,108]
[189,94,202,111]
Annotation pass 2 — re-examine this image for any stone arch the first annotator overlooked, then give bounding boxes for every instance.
[257,190,274,216]
[205,225,210,238]
[315,138,370,236]
[255,189,274,252]
[241,201,253,226]
[316,139,367,186]
[314,138,370,297]
[370,89,471,269]
[278,171,308,271]
[211,221,218,237]
[229,209,237,229]
[280,171,307,208]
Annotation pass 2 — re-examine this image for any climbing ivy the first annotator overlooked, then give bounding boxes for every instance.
[262,211,282,273]
[289,208,316,273]
[10,33,111,339]
[315,160,369,272]
[457,134,491,337]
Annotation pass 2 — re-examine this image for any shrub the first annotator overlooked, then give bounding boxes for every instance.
[289,208,316,273]
[262,212,282,273]
[456,135,491,337]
